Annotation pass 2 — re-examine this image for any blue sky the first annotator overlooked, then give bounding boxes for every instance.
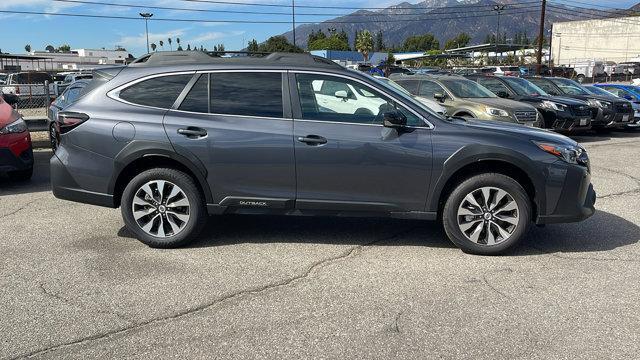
[0,0,637,56]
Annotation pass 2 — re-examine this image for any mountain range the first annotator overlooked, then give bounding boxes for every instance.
[281,0,639,50]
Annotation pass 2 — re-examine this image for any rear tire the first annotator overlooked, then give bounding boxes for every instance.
[121,168,206,248]
[442,173,531,255]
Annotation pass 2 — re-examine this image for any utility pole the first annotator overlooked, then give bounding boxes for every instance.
[547,25,553,68]
[292,0,296,47]
[493,5,505,64]
[140,12,153,54]
[536,0,546,75]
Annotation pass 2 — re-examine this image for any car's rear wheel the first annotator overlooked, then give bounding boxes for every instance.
[442,173,531,255]
[121,168,206,248]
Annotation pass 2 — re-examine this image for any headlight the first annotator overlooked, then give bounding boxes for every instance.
[534,141,586,165]
[540,100,567,112]
[0,118,27,134]
[485,107,509,117]
[587,98,611,109]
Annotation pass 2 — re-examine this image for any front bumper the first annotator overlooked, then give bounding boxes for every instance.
[0,147,33,174]
[536,163,596,224]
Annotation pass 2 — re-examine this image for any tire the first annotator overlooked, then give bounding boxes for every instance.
[8,167,33,181]
[442,173,531,255]
[121,168,207,248]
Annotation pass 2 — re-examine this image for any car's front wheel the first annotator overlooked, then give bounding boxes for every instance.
[442,173,531,255]
[121,168,206,248]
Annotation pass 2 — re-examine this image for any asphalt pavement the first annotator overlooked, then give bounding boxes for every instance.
[1,130,639,359]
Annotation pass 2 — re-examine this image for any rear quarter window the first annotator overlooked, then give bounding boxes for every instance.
[118,74,193,108]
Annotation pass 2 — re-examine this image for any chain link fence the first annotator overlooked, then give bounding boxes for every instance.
[5,83,51,119]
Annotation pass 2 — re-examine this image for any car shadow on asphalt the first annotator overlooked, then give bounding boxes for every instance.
[116,210,638,255]
[0,150,51,195]
[569,128,640,144]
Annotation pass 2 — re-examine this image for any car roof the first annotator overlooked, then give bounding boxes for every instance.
[389,73,466,81]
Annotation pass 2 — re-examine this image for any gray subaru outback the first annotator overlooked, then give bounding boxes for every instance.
[50,52,596,255]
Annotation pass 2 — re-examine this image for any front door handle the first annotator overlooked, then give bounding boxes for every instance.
[297,135,327,145]
[178,127,207,138]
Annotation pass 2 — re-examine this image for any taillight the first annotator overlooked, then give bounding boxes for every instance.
[58,111,89,134]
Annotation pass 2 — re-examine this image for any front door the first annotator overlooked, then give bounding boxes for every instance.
[291,72,433,213]
[163,71,296,208]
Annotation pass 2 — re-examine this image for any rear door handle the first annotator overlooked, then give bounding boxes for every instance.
[297,135,327,145]
[178,127,207,138]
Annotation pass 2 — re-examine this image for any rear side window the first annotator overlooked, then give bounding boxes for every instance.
[210,72,283,118]
[119,74,192,108]
[395,80,420,94]
[179,74,209,113]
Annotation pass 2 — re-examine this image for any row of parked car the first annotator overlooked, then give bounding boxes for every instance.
[376,72,638,133]
[0,71,93,102]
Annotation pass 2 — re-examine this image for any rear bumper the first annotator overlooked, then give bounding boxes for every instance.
[50,154,115,207]
[536,164,596,224]
[0,147,33,174]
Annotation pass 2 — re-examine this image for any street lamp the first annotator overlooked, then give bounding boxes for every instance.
[493,4,505,64]
[140,12,153,54]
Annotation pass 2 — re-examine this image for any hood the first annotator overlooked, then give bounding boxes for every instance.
[467,97,535,110]
[534,95,589,106]
[455,117,577,146]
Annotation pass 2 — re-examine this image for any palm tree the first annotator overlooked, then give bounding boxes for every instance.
[150,43,157,52]
[168,37,173,50]
[159,40,164,50]
[356,30,373,62]
[24,44,31,53]
[176,38,180,48]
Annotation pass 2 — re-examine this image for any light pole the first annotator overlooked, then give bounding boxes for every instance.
[493,4,505,64]
[140,12,153,54]
[292,0,296,47]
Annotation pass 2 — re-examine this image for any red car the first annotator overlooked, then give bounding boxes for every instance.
[0,93,33,180]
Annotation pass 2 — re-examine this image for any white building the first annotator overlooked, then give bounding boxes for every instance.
[552,16,640,65]
[0,48,132,72]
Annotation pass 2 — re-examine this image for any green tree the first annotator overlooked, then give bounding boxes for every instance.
[177,45,184,51]
[24,44,31,53]
[337,30,349,49]
[45,45,55,52]
[374,31,384,52]
[168,37,173,50]
[308,33,350,51]
[58,44,71,52]
[150,43,157,52]
[258,35,303,53]
[307,30,326,48]
[186,44,191,51]
[403,34,439,52]
[159,40,164,50]
[247,39,259,53]
[355,30,373,62]
[444,33,471,50]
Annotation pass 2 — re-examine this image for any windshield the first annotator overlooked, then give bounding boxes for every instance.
[440,79,497,98]
[585,86,616,97]
[549,78,591,95]
[501,77,548,96]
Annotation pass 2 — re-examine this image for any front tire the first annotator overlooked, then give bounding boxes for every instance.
[121,168,206,248]
[442,173,531,255]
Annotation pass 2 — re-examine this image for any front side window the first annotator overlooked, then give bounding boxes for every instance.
[119,74,192,108]
[417,80,446,98]
[477,78,511,96]
[296,74,423,126]
[501,77,547,96]
[549,78,590,95]
[210,72,283,118]
[440,79,496,98]
[528,78,561,96]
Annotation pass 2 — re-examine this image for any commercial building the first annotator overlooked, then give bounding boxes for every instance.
[0,48,131,72]
[551,16,640,65]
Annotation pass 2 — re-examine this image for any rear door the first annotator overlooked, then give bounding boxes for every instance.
[164,71,296,208]
[290,72,433,213]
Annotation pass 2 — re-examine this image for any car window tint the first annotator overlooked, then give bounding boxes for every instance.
[395,80,420,94]
[179,74,209,113]
[317,79,355,99]
[295,73,423,126]
[418,80,446,98]
[119,74,192,108]
[210,72,283,118]
[65,87,82,103]
[477,78,511,95]
[528,79,559,95]
[602,87,623,96]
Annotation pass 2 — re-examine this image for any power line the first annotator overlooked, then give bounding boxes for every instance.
[175,0,540,10]
[50,0,540,17]
[547,5,640,26]
[0,8,540,24]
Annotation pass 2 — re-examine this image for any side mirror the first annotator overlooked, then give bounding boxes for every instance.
[434,92,446,103]
[334,90,349,100]
[623,95,633,101]
[383,110,407,128]
[496,90,509,98]
[2,93,18,106]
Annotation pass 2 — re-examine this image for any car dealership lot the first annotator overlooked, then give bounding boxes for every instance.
[1,132,639,359]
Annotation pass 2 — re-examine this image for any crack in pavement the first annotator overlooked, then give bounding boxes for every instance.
[525,244,640,263]
[391,311,403,334]
[13,228,417,360]
[0,196,47,220]
[38,283,132,324]
[482,274,511,299]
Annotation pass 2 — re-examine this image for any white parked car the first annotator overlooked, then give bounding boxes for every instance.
[570,60,605,83]
[603,61,624,77]
[311,79,388,116]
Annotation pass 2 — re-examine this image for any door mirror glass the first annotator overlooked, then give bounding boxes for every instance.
[434,92,446,102]
[383,110,407,128]
[334,90,349,99]
[496,90,509,98]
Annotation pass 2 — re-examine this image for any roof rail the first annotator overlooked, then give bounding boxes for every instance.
[128,51,342,69]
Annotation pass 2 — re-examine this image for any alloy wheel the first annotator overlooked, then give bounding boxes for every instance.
[131,180,191,238]
[456,186,520,246]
